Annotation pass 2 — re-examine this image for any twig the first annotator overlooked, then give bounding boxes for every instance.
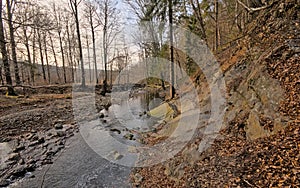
[243,179,262,188]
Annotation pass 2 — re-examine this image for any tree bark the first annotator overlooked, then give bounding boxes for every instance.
[0,1,15,95]
[43,33,51,84]
[86,34,92,83]
[49,34,61,83]
[168,0,175,99]
[6,0,21,85]
[58,31,67,83]
[70,0,86,87]
[103,1,108,94]
[23,28,34,85]
[214,0,220,51]
[37,31,46,82]
[90,14,98,84]
[66,23,74,82]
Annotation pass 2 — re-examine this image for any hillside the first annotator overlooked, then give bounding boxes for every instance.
[131,0,300,187]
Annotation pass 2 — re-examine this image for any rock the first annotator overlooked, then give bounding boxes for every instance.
[31,130,37,133]
[128,146,138,153]
[0,180,9,187]
[54,124,63,130]
[13,145,25,153]
[38,137,45,144]
[7,153,20,161]
[99,113,105,118]
[124,133,134,140]
[134,173,143,183]
[245,111,269,140]
[28,140,40,147]
[56,130,66,137]
[11,165,27,178]
[24,172,35,179]
[113,151,123,160]
[164,166,171,176]
[110,128,121,134]
[18,158,25,165]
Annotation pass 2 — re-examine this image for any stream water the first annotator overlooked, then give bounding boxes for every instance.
[14,90,165,188]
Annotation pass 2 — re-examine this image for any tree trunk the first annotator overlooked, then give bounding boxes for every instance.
[168,0,175,99]
[86,34,92,83]
[70,0,85,87]
[102,3,108,94]
[23,28,34,85]
[43,33,51,84]
[58,31,67,83]
[91,25,98,84]
[0,1,15,95]
[49,34,61,83]
[214,0,219,51]
[0,65,3,85]
[6,0,21,85]
[32,29,36,85]
[38,31,46,82]
[66,23,74,82]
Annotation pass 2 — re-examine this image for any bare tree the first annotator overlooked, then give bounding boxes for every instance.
[0,0,15,95]
[69,0,85,87]
[6,0,21,85]
[84,1,101,84]
[85,32,92,83]
[43,32,51,83]
[37,31,46,81]
[49,32,61,82]
[53,4,67,83]
[95,0,121,94]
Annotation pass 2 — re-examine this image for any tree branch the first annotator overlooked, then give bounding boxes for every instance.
[237,0,271,13]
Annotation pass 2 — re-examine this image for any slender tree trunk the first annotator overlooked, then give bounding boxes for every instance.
[91,26,98,84]
[86,34,92,83]
[23,28,34,85]
[6,0,21,85]
[168,0,175,99]
[49,35,61,83]
[215,0,220,51]
[32,29,36,85]
[0,65,3,85]
[0,1,15,95]
[70,0,85,87]
[43,34,51,84]
[38,31,46,82]
[110,62,113,86]
[103,4,108,94]
[58,31,67,83]
[66,24,74,82]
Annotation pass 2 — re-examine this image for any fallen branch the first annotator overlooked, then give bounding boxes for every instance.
[237,0,272,13]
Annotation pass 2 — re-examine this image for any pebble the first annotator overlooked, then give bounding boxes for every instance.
[56,130,66,137]
[54,124,63,130]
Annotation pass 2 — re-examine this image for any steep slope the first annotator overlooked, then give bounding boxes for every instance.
[131,0,299,187]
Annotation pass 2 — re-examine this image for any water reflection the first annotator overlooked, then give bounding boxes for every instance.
[108,90,163,132]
